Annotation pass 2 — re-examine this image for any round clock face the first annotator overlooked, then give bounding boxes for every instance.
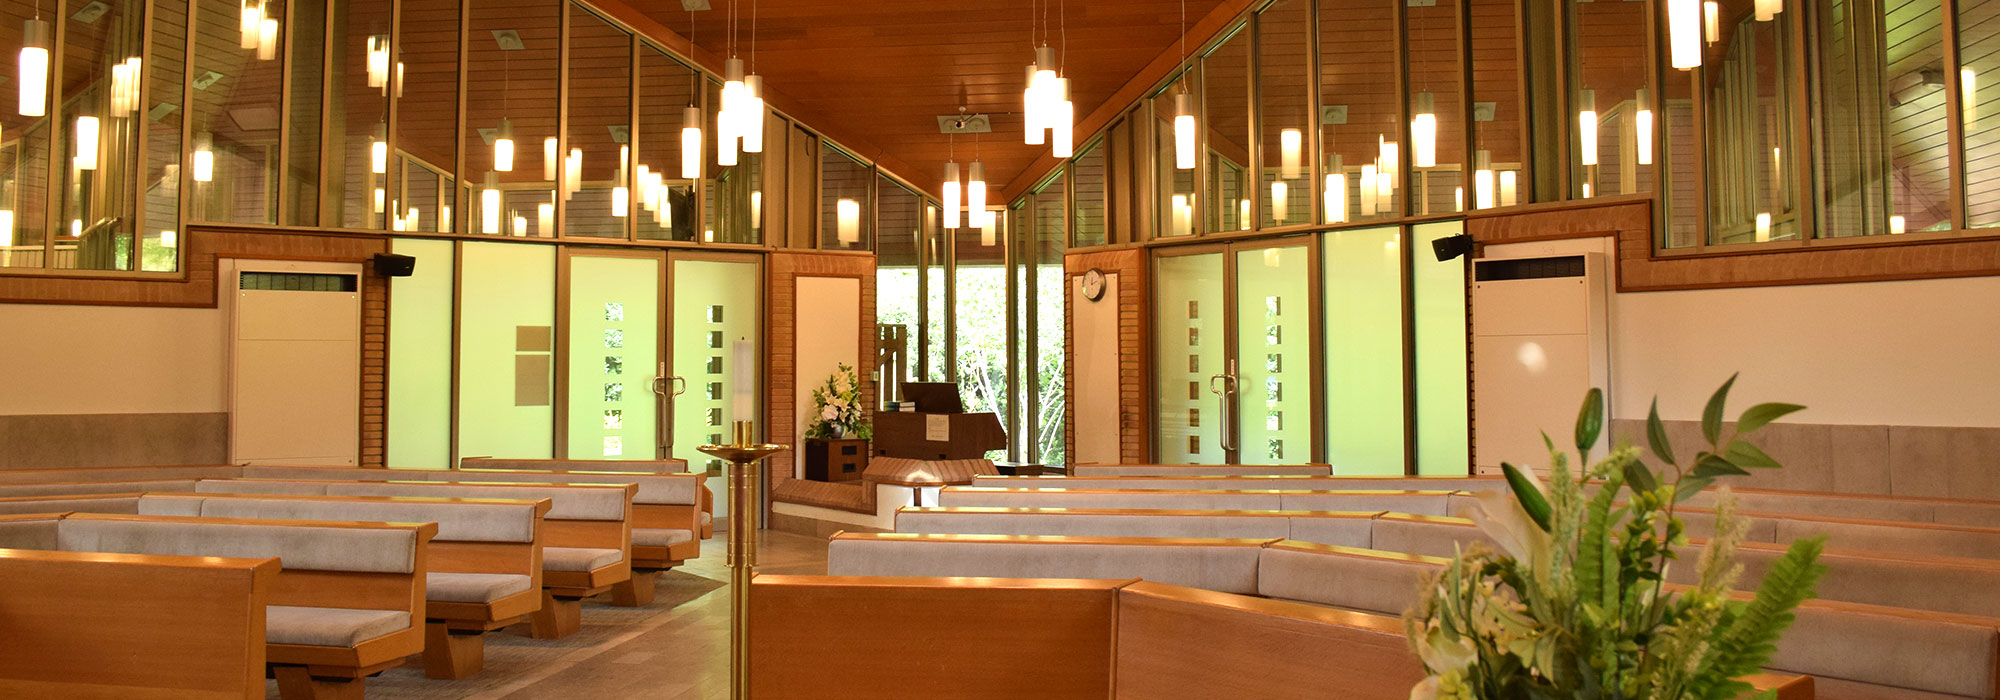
[1081,268,1107,301]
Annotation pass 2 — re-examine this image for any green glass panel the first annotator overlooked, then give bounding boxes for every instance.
[671,257,759,518]
[386,238,454,468]
[457,241,556,459]
[567,256,659,460]
[1236,245,1312,465]
[1155,253,1226,463]
[1414,221,1470,475]
[1322,227,1406,474]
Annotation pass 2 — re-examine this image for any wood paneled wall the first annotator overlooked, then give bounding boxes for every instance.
[0,227,391,466]
[1066,248,1150,464]
[765,251,876,489]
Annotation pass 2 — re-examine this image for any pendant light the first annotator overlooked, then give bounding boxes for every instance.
[1755,0,1780,22]
[1473,150,1495,210]
[1634,88,1654,166]
[1279,128,1303,179]
[718,59,742,167]
[943,161,962,230]
[1704,1,1720,44]
[481,172,501,234]
[240,0,261,48]
[18,17,49,117]
[257,17,278,61]
[1237,198,1250,229]
[1756,212,1773,241]
[681,106,703,179]
[1577,89,1598,167]
[538,202,554,234]
[966,160,987,230]
[1324,155,1347,224]
[1499,170,1518,206]
[751,191,761,229]
[980,209,998,246]
[1669,0,1701,69]
[367,35,390,90]
[837,199,861,244]
[1052,78,1073,158]
[612,146,629,217]
[1376,138,1397,197]
[543,137,558,181]
[1411,93,1436,169]
[1170,194,1191,235]
[1359,162,1378,216]
[1888,215,1906,234]
[0,209,12,248]
[1269,181,1288,223]
[743,75,765,153]
[74,116,99,170]
[371,126,389,175]
[1171,0,1194,170]
[193,132,215,182]
[493,119,515,172]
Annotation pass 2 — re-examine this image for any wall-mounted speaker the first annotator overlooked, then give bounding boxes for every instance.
[1431,233,1475,262]
[372,253,416,277]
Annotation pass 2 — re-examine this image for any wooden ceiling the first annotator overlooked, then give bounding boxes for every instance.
[607,0,1233,199]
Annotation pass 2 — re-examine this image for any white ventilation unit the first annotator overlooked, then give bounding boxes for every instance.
[1472,252,1610,474]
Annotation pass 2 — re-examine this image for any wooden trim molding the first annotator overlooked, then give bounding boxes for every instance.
[1468,200,2000,291]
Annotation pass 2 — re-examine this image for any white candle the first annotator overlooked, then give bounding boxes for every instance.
[732,339,754,424]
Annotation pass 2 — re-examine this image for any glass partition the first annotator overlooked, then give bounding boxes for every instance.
[669,256,759,510]
[329,0,390,230]
[387,238,454,467]
[1151,70,1199,237]
[458,241,556,458]
[1705,0,1799,244]
[1568,0,1654,198]
[877,176,924,384]
[1413,221,1469,474]
[1203,26,1251,233]
[1965,0,2000,228]
[55,0,145,270]
[819,145,870,250]
[564,6,632,239]
[1319,0,1399,222]
[465,0,558,237]
[565,253,660,459]
[187,0,283,226]
[1030,173,1067,466]
[1470,0,1524,212]
[398,0,458,234]
[1322,226,1405,474]
[955,207,1008,459]
[1816,0,1951,237]
[636,44,697,241]
[1071,138,1107,246]
[141,0,189,270]
[284,0,324,227]
[1408,0,1467,215]
[1155,251,1227,463]
[1258,0,1312,228]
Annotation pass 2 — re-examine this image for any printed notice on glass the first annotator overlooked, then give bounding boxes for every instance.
[925,415,950,442]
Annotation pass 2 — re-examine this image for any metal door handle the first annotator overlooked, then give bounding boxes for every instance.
[1208,359,1238,453]
[653,363,685,457]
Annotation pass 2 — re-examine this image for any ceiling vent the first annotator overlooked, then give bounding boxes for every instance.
[937,114,991,134]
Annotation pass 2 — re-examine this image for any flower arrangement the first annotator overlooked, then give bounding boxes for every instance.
[805,363,871,440]
[1406,376,1826,700]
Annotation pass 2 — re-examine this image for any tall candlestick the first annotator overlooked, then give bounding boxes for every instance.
[732,339,754,423]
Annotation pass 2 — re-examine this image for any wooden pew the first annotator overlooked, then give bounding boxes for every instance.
[197,478,634,639]
[0,547,279,700]
[896,506,1382,547]
[0,492,142,515]
[0,513,436,700]
[1068,463,1334,476]
[139,492,550,679]
[937,486,1459,515]
[972,474,1503,492]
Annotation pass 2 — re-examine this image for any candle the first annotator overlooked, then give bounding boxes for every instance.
[732,339,754,424]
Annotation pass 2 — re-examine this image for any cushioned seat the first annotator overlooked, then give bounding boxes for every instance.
[701,512,713,527]
[633,528,695,548]
[265,606,410,647]
[427,572,534,603]
[544,546,621,572]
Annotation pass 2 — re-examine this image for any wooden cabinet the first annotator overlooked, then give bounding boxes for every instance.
[804,438,869,482]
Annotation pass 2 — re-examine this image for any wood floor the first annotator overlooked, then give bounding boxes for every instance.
[279,529,830,700]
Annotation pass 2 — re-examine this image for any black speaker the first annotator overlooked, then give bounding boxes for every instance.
[372,253,416,277]
[1431,233,1474,262]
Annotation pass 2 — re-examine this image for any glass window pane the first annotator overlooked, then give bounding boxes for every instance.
[285,0,324,227]
[57,0,145,270]
[877,176,922,384]
[1414,221,1468,475]
[1203,26,1250,233]
[956,208,1008,459]
[925,204,948,381]
[1816,0,1951,236]
[1569,0,1654,199]
[465,0,557,237]
[387,237,454,467]
[1409,0,1468,215]
[2,0,52,268]
[1154,252,1226,463]
[705,78,762,245]
[189,0,283,226]
[1323,227,1405,474]
[819,145,869,250]
[330,0,393,230]
[1151,70,1198,237]
[1662,71,1701,248]
[1470,0,1524,212]
[564,6,630,239]
[1705,3,1800,244]
[1320,0,1399,221]
[1258,0,1311,227]
[397,0,457,233]
[1071,138,1106,246]
[142,0,189,271]
[458,241,556,458]
[636,45,696,241]
[1032,174,1066,466]
[1965,0,2000,227]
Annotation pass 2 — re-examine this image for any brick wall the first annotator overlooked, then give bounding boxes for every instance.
[1065,247,1149,464]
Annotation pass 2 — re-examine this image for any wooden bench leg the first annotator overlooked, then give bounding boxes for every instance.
[273,665,365,700]
[608,570,660,607]
[423,621,486,680]
[529,591,582,639]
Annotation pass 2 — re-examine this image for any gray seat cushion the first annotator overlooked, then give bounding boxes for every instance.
[427,573,534,604]
[265,606,410,647]
[701,512,713,527]
[633,528,695,548]
[544,546,621,572]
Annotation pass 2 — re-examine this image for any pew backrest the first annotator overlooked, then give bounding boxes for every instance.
[0,493,140,515]
[1255,540,1447,617]
[1068,463,1332,476]
[827,532,1273,595]
[0,464,242,484]
[458,456,690,474]
[895,506,1381,548]
[0,479,199,498]
[936,486,1458,515]
[971,475,1504,492]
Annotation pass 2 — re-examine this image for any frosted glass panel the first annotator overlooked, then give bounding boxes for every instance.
[671,257,759,518]
[458,241,556,459]
[386,238,454,468]
[1236,245,1312,465]
[1323,227,1406,474]
[1414,222,1470,474]
[567,255,659,459]
[1155,253,1227,463]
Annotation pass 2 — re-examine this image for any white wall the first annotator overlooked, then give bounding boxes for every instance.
[793,276,862,476]
[0,303,227,416]
[1482,237,2000,428]
[1071,273,1122,464]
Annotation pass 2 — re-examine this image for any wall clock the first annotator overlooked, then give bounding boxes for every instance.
[1080,268,1107,302]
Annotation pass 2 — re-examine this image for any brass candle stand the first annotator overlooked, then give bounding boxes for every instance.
[697,419,787,700]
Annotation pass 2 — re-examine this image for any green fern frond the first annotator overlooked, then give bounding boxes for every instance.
[1688,536,1827,700]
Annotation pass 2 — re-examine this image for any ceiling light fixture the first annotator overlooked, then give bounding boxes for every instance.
[1577,89,1598,167]
[18,16,49,117]
[943,126,962,230]
[967,160,987,231]
[1634,88,1653,166]
[1704,1,1720,44]
[482,171,501,234]
[1755,0,1780,22]
[1473,151,1494,210]
[1411,94,1437,169]
[193,132,215,182]
[1172,0,1194,170]
[1669,0,1701,69]
[240,0,260,49]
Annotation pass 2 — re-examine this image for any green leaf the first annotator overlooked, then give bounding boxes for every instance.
[1575,387,1605,453]
[1502,463,1553,532]
[1621,460,1659,493]
[1724,440,1781,469]
[1684,537,1825,700]
[1577,466,1626,611]
[1690,453,1751,479]
[1736,402,1806,435]
[1647,399,1677,465]
[1703,373,1738,446]
[1676,477,1714,502]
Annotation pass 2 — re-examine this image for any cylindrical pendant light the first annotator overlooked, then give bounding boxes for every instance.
[1279,128,1303,179]
[240,1,261,49]
[1051,80,1074,158]
[1755,0,1780,21]
[18,19,50,117]
[1377,138,1398,192]
[1704,1,1720,44]
[1888,214,1906,234]
[367,35,389,89]
[481,172,501,234]
[1173,93,1195,170]
[1669,0,1702,69]
[1499,170,1518,206]
[980,211,997,246]
[1270,181,1288,223]
[751,190,762,229]
[966,161,987,228]
[371,137,388,175]
[1473,150,1495,210]
[1359,163,1378,216]
[538,202,554,235]
[719,58,744,166]
[836,199,860,244]
[1022,66,1042,145]
[193,133,215,182]
[1411,93,1437,169]
[681,106,703,179]
[1170,194,1191,236]
[543,137,559,181]
[1237,198,1251,230]
[565,148,581,199]
[493,118,515,172]
[0,209,13,248]
[1634,88,1654,166]
[257,18,278,61]
[1325,154,1347,223]
[1756,212,1773,241]
[1577,89,1599,167]
[74,116,100,170]
[942,161,962,229]
[743,75,766,154]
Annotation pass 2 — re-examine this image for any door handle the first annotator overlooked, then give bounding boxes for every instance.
[1208,359,1239,453]
[653,364,685,457]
